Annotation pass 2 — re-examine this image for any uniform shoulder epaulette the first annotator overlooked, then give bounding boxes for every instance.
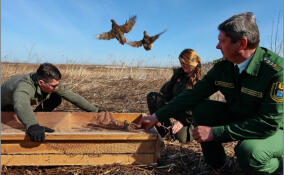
[263,58,282,71]
[213,58,225,64]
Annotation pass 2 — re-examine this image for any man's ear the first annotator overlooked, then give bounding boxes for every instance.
[38,79,45,86]
[239,37,248,50]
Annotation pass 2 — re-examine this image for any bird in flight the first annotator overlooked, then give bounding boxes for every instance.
[96,16,137,45]
[127,27,168,51]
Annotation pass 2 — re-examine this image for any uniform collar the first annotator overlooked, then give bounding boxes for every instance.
[236,56,252,73]
[243,47,264,76]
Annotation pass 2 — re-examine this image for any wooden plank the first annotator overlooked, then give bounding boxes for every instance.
[2,140,158,154]
[1,131,157,141]
[2,154,156,166]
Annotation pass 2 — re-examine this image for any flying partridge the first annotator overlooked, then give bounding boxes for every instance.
[127,27,168,51]
[97,16,137,45]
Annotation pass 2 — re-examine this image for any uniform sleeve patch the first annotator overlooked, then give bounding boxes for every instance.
[215,81,234,88]
[270,82,283,102]
[241,87,263,98]
[56,84,65,91]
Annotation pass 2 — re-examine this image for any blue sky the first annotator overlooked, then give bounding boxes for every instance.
[2,0,283,67]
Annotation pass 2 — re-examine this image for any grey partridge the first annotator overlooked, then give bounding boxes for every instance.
[97,16,137,45]
[127,27,168,50]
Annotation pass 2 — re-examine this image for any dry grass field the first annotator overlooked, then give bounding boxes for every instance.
[1,62,246,175]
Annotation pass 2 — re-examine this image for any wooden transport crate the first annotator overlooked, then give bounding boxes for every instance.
[1,112,161,166]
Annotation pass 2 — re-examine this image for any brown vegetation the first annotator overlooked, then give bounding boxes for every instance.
[1,62,245,175]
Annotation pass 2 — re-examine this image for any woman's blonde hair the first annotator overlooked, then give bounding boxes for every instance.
[179,48,202,86]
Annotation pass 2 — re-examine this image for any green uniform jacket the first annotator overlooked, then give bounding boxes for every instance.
[160,67,190,102]
[1,72,99,129]
[155,47,283,142]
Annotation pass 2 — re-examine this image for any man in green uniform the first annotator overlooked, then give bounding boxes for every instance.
[2,63,100,142]
[139,12,283,175]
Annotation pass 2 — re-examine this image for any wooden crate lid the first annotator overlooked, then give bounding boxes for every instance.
[1,112,157,141]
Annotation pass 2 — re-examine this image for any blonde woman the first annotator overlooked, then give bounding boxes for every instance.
[147,48,202,143]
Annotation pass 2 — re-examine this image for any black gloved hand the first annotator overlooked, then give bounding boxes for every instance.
[26,124,55,142]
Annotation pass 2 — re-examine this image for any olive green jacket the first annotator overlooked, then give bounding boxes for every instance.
[1,72,99,129]
[156,47,283,142]
[160,68,190,102]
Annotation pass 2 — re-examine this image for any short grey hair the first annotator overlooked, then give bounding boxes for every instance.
[218,12,260,48]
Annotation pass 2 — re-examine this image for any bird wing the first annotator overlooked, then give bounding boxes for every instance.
[127,40,143,48]
[149,27,168,43]
[96,31,115,40]
[120,16,137,33]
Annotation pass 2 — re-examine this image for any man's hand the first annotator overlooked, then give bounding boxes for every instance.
[192,126,214,143]
[138,114,158,129]
[26,124,55,142]
[172,120,184,134]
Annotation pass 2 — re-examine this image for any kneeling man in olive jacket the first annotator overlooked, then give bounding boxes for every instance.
[2,63,99,142]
